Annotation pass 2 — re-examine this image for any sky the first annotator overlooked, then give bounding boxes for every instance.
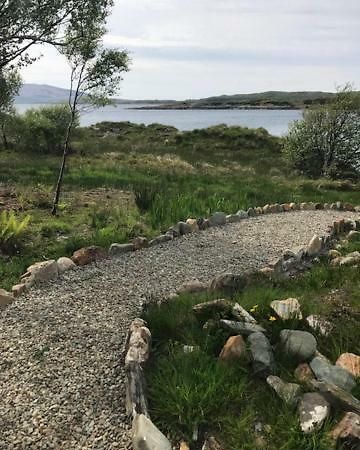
[21,0,360,100]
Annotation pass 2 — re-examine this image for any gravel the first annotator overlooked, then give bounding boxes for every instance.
[0,210,358,449]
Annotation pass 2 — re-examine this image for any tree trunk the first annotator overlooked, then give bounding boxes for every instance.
[51,115,74,215]
[1,123,8,149]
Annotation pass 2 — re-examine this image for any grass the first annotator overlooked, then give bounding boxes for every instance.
[143,243,360,449]
[0,121,359,289]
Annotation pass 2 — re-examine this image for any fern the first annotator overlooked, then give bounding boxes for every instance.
[0,210,30,254]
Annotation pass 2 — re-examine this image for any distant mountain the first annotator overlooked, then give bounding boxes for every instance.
[15,84,71,104]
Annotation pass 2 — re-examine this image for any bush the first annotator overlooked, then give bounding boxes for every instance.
[283,85,360,179]
[0,210,30,254]
[15,105,78,154]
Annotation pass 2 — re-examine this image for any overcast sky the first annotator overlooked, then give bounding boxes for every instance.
[22,0,360,100]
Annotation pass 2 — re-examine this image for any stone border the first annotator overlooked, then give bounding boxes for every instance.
[124,212,360,450]
[1,200,359,311]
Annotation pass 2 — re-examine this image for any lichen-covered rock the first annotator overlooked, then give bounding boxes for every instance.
[266,375,302,405]
[336,353,360,378]
[219,335,247,362]
[71,245,108,266]
[270,298,302,320]
[132,414,172,450]
[280,330,317,362]
[298,393,330,433]
[306,315,332,336]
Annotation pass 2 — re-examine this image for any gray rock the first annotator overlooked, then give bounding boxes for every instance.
[0,289,14,307]
[109,243,135,256]
[232,302,257,323]
[57,257,76,274]
[226,214,241,223]
[247,207,256,217]
[248,332,275,378]
[132,414,172,450]
[178,221,192,235]
[193,299,233,322]
[210,272,248,292]
[280,330,317,362]
[236,210,249,219]
[306,315,332,336]
[220,319,266,336]
[270,298,302,320]
[149,234,172,246]
[310,356,356,392]
[298,393,330,433]
[208,212,227,227]
[267,375,301,405]
[309,380,360,414]
[21,260,59,284]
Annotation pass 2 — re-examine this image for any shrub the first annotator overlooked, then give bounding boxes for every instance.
[0,210,30,254]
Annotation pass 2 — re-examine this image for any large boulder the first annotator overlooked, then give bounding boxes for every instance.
[248,332,275,378]
[298,393,330,433]
[280,330,317,362]
[0,289,14,307]
[310,356,356,392]
[132,414,172,450]
[270,298,302,320]
[219,335,247,362]
[71,245,108,266]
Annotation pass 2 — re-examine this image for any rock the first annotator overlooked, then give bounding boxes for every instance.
[220,319,266,336]
[71,245,108,266]
[109,243,135,256]
[208,212,226,227]
[197,218,210,230]
[247,207,256,217]
[132,237,149,250]
[179,441,190,450]
[314,202,324,210]
[248,332,275,378]
[255,207,263,215]
[226,214,241,223]
[329,412,360,448]
[270,298,302,320]
[280,330,317,362]
[309,380,360,414]
[306,315,332,336]
[298,393,330,433]
[149,234,172,246]
[348,230,360,241]
[282,203,292,212]
[210,272,247,292]
[236,210,249,219]
[202,436,223,450]
[177,221,192,235]
[290,202,299,210]
[125,318,151,365]
[328,249,341,259]
[306,235,322,256]
[0,289,14,307]
[193,299,233,322]
[219,335,247,362]
[21,260,59,284]
[310,356,356,392]
[336,353,360,378]
[339,255,360,267]
[57,257,76,274]
[185,218,199,232]
[11,283,28,297]
[266,375,302,405]
[295,363,315,384]
[262,204,271,214]
[132,414,172,450]
[232,302,257,323]
[344,202,355,211]
[177,279,208,294]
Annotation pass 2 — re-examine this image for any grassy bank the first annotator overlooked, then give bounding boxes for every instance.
[143,240,360,449]
[0,122,359,289]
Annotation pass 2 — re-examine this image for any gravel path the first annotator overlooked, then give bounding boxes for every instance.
[0,210,358,450]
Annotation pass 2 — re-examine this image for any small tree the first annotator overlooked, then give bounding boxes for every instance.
[51,4,130,214]
[283,85,360,179]
[0,69,21,148]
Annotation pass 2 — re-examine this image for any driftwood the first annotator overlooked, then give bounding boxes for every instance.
[125,318,151,418]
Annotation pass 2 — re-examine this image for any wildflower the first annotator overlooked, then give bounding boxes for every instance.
[249,304,259,313]
[269,316,277,322]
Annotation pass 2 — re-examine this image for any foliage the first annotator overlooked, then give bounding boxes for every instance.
[0,210,30,254]
[14,105,77,154]
[0,69,22,148]
[284,85,360,179]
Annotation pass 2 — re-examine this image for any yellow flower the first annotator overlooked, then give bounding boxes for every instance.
[269,316,277,322]
[249,304,259,313]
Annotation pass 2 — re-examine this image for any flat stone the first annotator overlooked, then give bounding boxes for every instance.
[109,243,135,256]
[329,412,360,447]
[306,235,322,256]
[149,234,172,246]
[294,363,315,384]
[71,245,108,266]
[336,353,360,378]
[306,315,332,336]
[232,302,257,323]
[280,330,317,362]
[57,257,76,274]
[220,319,266,336]
[0,289,14,307]
[193,299,233,322]
[310,356,356,391]
[266,375,302,405]
[248,332,275,378]
[309,380,360,414]
[298,393,330,433]
[219,335,247,362]
[270,298,302,320]
[132,414,172,450]
[208,212,226,227]
[177,279,208,294]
